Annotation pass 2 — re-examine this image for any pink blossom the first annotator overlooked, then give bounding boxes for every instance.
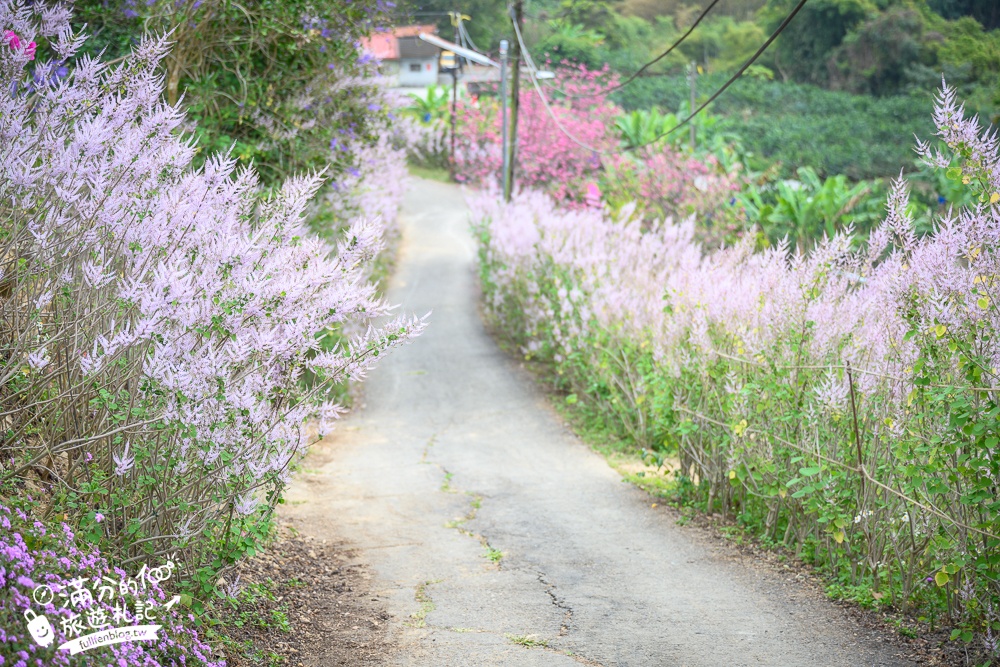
[3,30,36,60]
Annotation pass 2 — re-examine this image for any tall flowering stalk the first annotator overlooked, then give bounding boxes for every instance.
[0,0,424,587]
[473,83,1000,653]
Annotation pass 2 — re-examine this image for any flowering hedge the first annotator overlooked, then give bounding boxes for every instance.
[0,0,422,601]
[472,85,1000,657]
[453,64,618,202]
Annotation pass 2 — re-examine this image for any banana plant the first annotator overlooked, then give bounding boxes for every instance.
[614,109,671,149]
[739,167,881,252]
[614,107,748,172]
[406,85,451,123]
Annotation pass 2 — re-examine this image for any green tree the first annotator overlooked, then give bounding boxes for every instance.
[558,0,622,31]
[74,0,393,185]
[763,0,874,85]
[536,19,606,67]
[830,6,926,95]
[927,0,1000,29]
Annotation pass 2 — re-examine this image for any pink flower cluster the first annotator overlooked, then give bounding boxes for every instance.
[452,62,739,218]
[3,29,35,59]
[453,64,620,203]
[604,147,740,221]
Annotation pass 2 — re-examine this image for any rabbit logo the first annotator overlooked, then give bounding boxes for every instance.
[24,609,55,647]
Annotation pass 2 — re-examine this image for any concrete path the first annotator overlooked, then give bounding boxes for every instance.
[283,178,911,667]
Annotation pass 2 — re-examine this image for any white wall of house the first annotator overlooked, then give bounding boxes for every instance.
[399,58,438,87]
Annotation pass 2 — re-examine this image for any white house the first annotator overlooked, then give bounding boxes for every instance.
[361,25,440,87]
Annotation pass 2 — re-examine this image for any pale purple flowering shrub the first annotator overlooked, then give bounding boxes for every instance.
[318,104,410,247]
[0,502,222,666]
[393,113,448,171]
[473,84,1000,650]
[0,0,423,591]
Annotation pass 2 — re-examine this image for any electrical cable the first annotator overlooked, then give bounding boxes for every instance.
[597,0,722,96]
[511,11,615,155]
[501,0,811,199]
[458,19,483,54]
[626,0,810,151]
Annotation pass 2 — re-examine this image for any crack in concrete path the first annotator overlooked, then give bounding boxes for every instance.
[433,467,502,569]
[536,572,572,638]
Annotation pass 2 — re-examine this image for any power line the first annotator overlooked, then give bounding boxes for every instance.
[599,0,722,96]
[503,0,811,177]
[532,0,721,101]
[458,19,482,53]
[505,32,672,205]
[510,10,614,156]
[626,0,810,152]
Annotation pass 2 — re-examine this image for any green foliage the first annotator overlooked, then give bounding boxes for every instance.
[675,16,768,72]
[406,85,453,123]
[73,0,391,186]
[761,0,875,86]
[928,0,1000,29]
[614,109,673,149]
[738,167,884,250]
[829,6,925,95]
[535,19,607,68]
[615,73,937,180]
[613,106,745,164]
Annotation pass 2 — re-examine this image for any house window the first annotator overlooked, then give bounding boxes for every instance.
[409,63,421,72]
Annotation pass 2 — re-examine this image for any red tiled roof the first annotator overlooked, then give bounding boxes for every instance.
[393,24,437,38]
[360,25,438,60]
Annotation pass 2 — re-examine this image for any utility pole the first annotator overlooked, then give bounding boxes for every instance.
[448,13,460,178]
[689,60,697,151]
[450,67,458,176]
[504,0,523,203]
[499,39,510,200]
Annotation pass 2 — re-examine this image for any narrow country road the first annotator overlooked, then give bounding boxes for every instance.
[283,178,911,667]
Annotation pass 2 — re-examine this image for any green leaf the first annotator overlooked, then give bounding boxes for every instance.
[799,466,822,476]
[934,571,950,587]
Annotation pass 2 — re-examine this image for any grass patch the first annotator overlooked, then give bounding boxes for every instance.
[483,547,503,564]
[440,470,455,492]
[505,633,548,648]
[407,579,440,628]
[408,163,452,183]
